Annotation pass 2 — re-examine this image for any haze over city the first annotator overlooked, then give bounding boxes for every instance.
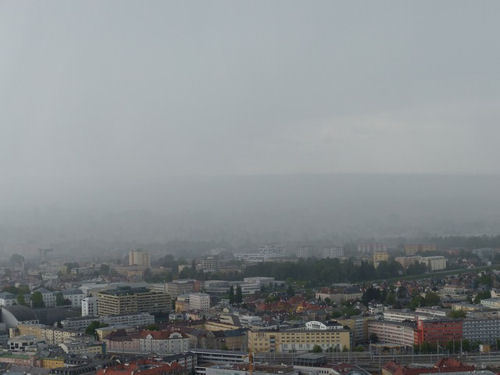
[1,1,500,250]
[3,2,500,375]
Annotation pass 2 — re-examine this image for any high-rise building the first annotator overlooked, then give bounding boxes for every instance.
[358,243,387,254]
[373,251,389,268]
[165,280,196,299]
[188,293,211,311]
[321,247,344,259]
[97,287,170,316]
[129,249,151,267]
[81,296,98,317]
[404,244,437,256]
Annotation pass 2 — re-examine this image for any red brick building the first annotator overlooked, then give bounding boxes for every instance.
[383,358,475,375]
[415,320,463,345]
[97,359,185,375]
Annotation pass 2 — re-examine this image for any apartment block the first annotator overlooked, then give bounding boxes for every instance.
[189,293,211,311]
[97,287,170,316]
[248,325,351,353]
[463,319,500,345]
[128,249,151,267]
[367,320,415,347]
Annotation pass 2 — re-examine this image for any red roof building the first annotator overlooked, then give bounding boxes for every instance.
[98,360,185,375]
[383,358,475,375]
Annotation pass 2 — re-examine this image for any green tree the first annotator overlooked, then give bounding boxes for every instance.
[362,287,381,306]
[462,339,471,352]
[423,291,441,306]
[311,345,323,353]
[409,294,424,309]
[31,291,45,308]
[474,290,491,304]
[235,285,243,304]
[385,291,396,306]
[16,294,27,306]
[448,310,466,319]
[286,284,295,297]
[85,321,108,336]
[228,285,235,304]
[55,292,65,306]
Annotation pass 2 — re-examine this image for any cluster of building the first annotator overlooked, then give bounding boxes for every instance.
[0,244,499,374]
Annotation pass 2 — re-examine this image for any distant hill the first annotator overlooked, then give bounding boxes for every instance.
[1,174,500,255]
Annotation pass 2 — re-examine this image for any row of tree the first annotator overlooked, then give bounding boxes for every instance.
[243,258,409,286]
[228,285,243,304]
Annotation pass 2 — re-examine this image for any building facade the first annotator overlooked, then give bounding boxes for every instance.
[97,287,170,316]
[248,327,351,353]
[367,320,415,347]
[463,319,500,345]
[189,293,211,311]
[128,249,151,267]
[415,320,462,345]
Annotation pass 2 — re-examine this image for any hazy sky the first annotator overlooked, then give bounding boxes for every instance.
[1,0,500,188]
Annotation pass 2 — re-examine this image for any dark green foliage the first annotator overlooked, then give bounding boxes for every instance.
[243,258,406,286]
[85,321,108,336]
[474,290,491,304]
[31,291,44,308]
[17,294,27,306]
[311,345,323,353]
[448,310,466,318]
[235,285,243,303]
[56,292,70,306]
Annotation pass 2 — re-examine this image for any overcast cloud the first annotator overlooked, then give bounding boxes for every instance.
[2,1,500,248]
[1,0,499,185]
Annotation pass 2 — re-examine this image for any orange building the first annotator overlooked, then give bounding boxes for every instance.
[415,320,462,345]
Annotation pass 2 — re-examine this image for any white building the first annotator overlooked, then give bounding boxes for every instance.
[62,312,155,331]
[139,331,190,354]
[420,256,447,271]
[196,257,218,273]
[241,277,277,294]
[62,289,85,308]
[35,288,55,308]
[81,296,98,317]
[239,315,263,327]
[0,292,16,307]
[481,298,500,310]
[189,293,210,311]
[321,247,344,259]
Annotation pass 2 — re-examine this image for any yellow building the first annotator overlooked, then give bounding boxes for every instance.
[404,244,437,255]
[128,249,151,267]
[97,286,170,316]
[337,317,371,344]
[248,326,351,353]
[40,357,65,369]
[373,251,389,268]
[17,324,79,345]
